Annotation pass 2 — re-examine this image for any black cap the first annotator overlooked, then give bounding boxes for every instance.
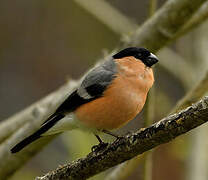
[113,47,159,67]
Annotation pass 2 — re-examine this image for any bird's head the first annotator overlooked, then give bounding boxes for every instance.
[113,47,159,67]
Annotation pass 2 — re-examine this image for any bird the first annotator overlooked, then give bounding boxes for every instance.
[11,47,159,153]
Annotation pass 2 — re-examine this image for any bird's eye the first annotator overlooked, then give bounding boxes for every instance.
[137,53,141,57]
[135,53,142,59]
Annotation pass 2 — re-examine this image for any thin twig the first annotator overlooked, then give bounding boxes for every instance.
[172,71,208,113]
[73,0,137,35]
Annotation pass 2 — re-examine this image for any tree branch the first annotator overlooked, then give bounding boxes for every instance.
[0,80,78,143]
[104,156,144,180]
[73,0,138,35]
[176,1,208,39]
[125,0,207,51]
[36,96,208,180]
[172,71,208,112]
[157,48,195,89]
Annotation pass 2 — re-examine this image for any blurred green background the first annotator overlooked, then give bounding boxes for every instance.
[1,0,208,180]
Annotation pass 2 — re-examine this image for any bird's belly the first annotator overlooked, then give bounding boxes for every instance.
[75,90,146,130]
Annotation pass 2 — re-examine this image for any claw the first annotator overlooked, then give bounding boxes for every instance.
[102,130,120,138]
[91,142,108,152]
[114,135,125,143]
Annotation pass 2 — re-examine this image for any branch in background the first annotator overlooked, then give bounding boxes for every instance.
[126,0,207,51]
[105,156,144,180]
[73,0,138,35]
[177,1,208,39]
[0,0,207,179]
[0,81,78,144]
[172,71,208,112]
[157,48,195,89]
[36,96,208,180]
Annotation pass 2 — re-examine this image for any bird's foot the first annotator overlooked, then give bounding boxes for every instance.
[92,134,109,152]
[101,129,126,143]
[102,130,123,139]
[91,142,108,152]
[114,135,125,143]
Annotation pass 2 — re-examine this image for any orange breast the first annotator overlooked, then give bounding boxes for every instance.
[75,57,154,130]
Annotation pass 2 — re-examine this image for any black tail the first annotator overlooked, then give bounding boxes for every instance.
[11,113,64,153]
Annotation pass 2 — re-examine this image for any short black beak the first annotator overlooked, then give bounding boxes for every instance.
[147,53,159,67]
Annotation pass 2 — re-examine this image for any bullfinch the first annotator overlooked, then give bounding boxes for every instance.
[11,47,159,153]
